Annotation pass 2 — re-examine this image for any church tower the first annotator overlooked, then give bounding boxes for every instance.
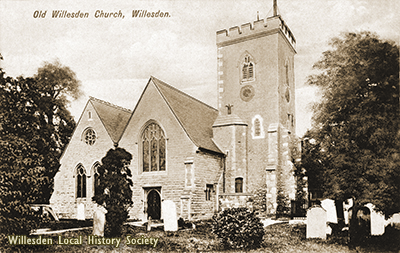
[213,1,297,215]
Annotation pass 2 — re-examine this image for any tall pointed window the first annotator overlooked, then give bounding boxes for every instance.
[93,163,101,196]
[142,122,166,172]
[242,56,255,82]
[76,164,86,198]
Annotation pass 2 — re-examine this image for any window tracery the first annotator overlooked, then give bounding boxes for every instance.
[83,128,96,145]
[142,122,166,172]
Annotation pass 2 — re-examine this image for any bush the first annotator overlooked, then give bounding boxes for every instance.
[212,207,265,249]
[92,147,133,237]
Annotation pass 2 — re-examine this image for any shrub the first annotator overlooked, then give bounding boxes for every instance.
[212,207,265,249]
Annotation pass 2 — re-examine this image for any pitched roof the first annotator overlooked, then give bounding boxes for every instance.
[150,76,223,154]
[213,114,247,127]
[89,97,132,144]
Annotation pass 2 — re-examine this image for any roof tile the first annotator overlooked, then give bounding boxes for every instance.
[89,97,132,144]
[151,77,223,154]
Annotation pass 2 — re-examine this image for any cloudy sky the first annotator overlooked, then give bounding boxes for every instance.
[1,0,399,137]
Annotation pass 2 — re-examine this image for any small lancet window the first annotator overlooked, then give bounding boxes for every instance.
[254,118,261,137]
[93,163,101,196]
[235,178,243,193]
[252,115,265,139]
[76,164,86,198]
[205,184,214,201]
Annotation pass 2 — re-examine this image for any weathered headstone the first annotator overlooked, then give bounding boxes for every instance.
[307,206,327,239]
[365,203,385,236]
[162,200,178,231]
[387,213,400,229]
[93,204,107,236]
[321,199,337,223]
[77,202,85,220]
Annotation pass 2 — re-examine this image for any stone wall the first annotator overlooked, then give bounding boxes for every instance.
[50,101,115,219]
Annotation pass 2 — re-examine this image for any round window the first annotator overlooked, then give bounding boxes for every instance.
[84,128,96,145]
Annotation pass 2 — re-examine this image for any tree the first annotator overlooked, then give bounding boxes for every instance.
[0,60,82,235]
[304,31,399,242]
[0,134,44,236]
[92,148,133,236]
[0,60,82,203]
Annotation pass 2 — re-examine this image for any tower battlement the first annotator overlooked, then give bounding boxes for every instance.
[216,15,296,50]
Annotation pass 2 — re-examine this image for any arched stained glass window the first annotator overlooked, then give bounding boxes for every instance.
[142,122,166,172]
[76,164,86,198]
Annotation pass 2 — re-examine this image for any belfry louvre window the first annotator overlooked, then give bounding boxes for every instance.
[142,122,166,172]
[76,164,86,198]
[242,56,254,82]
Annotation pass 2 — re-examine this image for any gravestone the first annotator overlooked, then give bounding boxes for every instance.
[93,205,107,236]
[321,199,337,224]
[162,200,178,231]
[307,206,327,239]
[343,198,353,225]
[388,213,400,229]
[365,203,385,236]
[77,203,85,220]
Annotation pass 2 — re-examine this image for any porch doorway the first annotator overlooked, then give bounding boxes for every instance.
[146,188,161,220]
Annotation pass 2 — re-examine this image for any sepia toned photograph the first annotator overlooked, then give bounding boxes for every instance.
[0,0,399,252]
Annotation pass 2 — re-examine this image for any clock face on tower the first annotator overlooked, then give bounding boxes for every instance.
[240,85,255,102]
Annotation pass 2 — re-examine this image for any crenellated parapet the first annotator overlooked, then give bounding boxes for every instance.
[216,15,296,50]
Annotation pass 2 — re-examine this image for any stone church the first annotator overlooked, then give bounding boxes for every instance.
[50,4,299,221]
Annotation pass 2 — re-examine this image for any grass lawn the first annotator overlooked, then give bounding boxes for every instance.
[1,220,399,252]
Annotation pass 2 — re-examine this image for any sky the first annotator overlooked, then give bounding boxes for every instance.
[1,0,399,137]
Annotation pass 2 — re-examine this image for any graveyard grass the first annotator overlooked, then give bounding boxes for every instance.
[1,220,399,252]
